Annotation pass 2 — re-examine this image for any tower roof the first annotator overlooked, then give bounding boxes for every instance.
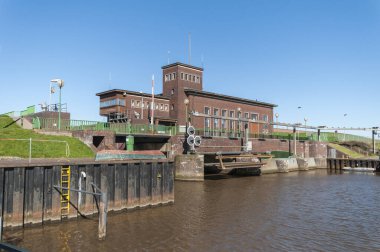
[161,62,203,71]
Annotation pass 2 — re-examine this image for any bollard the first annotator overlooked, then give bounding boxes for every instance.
[98,191,108,240]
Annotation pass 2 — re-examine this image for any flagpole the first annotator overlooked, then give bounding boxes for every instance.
[151,75,155,126]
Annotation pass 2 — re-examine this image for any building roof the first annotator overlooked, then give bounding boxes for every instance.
[96,89,170,100]
[161,62,203,71]
[184,88,277,108]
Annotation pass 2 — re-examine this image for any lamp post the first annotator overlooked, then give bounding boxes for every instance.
[275,113,279,131]
[304,117,308,136]
[140,91,143,120]
[343,113,347,141]
[50,79,64,130]
[184,98,189,126]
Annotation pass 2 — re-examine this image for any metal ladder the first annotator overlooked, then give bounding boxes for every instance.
[60,165,71,218]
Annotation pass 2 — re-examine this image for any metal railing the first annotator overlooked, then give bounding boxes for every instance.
[0,138,70,162]
[33,117,176,136]
[2,105,36,117]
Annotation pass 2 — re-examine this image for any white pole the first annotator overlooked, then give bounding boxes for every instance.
[141,91,143,120]
[29,138,32,163]
[151,75,155,126]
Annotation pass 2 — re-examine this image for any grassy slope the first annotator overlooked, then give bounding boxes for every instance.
[0,115,94,158]
[328,143,364,159]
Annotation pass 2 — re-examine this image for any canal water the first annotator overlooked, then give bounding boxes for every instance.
[4,169,380,251]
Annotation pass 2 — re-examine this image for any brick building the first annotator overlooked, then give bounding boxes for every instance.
[97,62,277,137]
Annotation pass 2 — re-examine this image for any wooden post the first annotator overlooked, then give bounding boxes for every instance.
[98,191,108,240]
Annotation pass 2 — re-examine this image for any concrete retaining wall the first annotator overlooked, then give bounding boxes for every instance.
[174,154,204,181]
[261,157,327,174]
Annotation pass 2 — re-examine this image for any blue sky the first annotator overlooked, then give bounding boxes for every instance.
[1,0,380,133]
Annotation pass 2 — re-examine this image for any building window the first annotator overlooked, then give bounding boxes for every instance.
[221,110,227,133]
[181,72,184,80]
[196,76,200,83]
[165,74,169,82]
[185,74,188,81]
[229,111,235,132]
[263,115,268,122]
[213,108,219,134]
[164,104,169,111]
[172,73,176,80]
[155,104,159,110]
[100,98,126,108]
[244,112,249,119]
[160,104,163,110]
[204,107,211,134]
[171,89,174,95]
[136,101,140,107]
[251,113,259,121]
[146,102,150,109]
[131,100,135,107]
[192,75,196,82]
[171,104,174,110]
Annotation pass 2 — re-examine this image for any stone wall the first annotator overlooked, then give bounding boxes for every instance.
[170,135,328,158]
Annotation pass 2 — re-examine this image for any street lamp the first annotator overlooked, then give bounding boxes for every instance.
[184,98,190,126]
[50,79,64,130]
[304,117,308,136]
[343,113,348,141]
[275,113,279,130]
[140,91,143,120]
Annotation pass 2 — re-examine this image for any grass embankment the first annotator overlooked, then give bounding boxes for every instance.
[328,143,364,159]
[0,115,94,158]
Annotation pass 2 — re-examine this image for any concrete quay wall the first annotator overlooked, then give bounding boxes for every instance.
[261,157,327,174]
[0,159,174,229]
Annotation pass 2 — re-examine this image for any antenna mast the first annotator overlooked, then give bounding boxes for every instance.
[188,33,191,64]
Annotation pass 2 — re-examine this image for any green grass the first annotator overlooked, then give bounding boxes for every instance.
[328,143,365,159]
[0,115,94,158]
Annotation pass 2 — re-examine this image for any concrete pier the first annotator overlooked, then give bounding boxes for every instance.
[174,154,204,181]
[261,157,327,174]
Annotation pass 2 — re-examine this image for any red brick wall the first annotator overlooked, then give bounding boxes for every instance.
[188,95,274,134]
[162,65,203,125]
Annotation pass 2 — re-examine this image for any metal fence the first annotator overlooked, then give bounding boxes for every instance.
[33,117,177,136]
[0,138,70,162]
[2,105,36,117]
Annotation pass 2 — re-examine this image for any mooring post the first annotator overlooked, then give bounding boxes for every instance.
[98,190,108,240]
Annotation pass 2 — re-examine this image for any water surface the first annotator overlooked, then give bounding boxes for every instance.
[5,169,380,251]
